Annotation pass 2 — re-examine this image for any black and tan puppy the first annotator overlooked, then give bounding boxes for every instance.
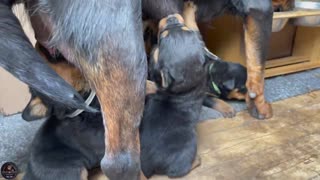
[202,59,247,118]
[21,44,103,180]
[140,15,206,178]
[206,60,247,101]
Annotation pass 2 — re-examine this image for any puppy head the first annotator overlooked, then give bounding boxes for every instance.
[272,0,294,12]
[149,16,207,94]
[22,43,90,121]
[207,60,247,100]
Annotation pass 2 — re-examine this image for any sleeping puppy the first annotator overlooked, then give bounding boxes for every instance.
[202,59,247,118]
[142,10,245,118]
[139,15,206,178]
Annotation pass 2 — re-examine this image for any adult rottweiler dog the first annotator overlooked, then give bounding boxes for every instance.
[142,0,274,120]
[140,15,207,178]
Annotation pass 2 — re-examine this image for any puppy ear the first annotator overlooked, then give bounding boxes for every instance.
[160,70,173,89]
[222,78,236,90]
[22,96,51,121]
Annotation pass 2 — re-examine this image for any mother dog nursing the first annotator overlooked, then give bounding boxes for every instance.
[0,0,274,179]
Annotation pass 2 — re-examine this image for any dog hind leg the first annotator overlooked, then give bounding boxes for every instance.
[0,0,90,111]
[231,0,273,119]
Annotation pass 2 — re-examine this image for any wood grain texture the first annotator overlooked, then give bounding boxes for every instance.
[151,90,320,180]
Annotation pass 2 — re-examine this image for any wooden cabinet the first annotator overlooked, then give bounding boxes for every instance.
[202,10,320,77]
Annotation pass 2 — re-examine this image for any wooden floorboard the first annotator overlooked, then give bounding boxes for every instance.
[152,91,320,180]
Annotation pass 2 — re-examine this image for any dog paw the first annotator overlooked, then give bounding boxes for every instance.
[220,105,236,118]
[246,94,273,120]
[101,152,140,180]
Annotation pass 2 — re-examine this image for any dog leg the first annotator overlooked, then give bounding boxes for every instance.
[183,1,199,31]
[203,96,236,118]
[231,0,273,119]
[0,1,89,111]
[34,1,146,179]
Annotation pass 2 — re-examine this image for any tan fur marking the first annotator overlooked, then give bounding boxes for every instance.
[29,97,42,106]
[152,47,159,64]
[160,30,169,39]
[244,16,272,118]
[146,80,157,95]
[183,1,199,31]
[80,168,88,180]
[30,101,48,117]
[227,89,246,100]
[181,26,190,31]
[35,43,89,92]
[158,18,168,32]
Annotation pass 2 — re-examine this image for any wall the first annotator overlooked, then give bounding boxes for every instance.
[0,4,35,115]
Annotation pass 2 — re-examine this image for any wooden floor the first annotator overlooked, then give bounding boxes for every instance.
[152,90,320,180]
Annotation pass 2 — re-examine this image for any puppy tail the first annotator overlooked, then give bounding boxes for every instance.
[0,2,95,112]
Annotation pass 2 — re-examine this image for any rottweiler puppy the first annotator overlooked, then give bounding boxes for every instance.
[22,45,104,180]
[139,15,207,178]
[142,6,246,118]
[22,36,204,179]
[203,59,247,118]
[0,0,90,111]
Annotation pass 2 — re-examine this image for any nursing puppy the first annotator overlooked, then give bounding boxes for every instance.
[140,15,207,178]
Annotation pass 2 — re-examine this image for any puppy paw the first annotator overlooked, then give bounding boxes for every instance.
[184,1,197,13]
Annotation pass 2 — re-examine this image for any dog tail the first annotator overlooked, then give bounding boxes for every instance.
[0,1,95,112]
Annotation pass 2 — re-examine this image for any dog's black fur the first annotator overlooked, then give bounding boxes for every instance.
[140,15,207,178]
[23,92,105,180]
[0,0,90,111]
[206,60,247,100]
